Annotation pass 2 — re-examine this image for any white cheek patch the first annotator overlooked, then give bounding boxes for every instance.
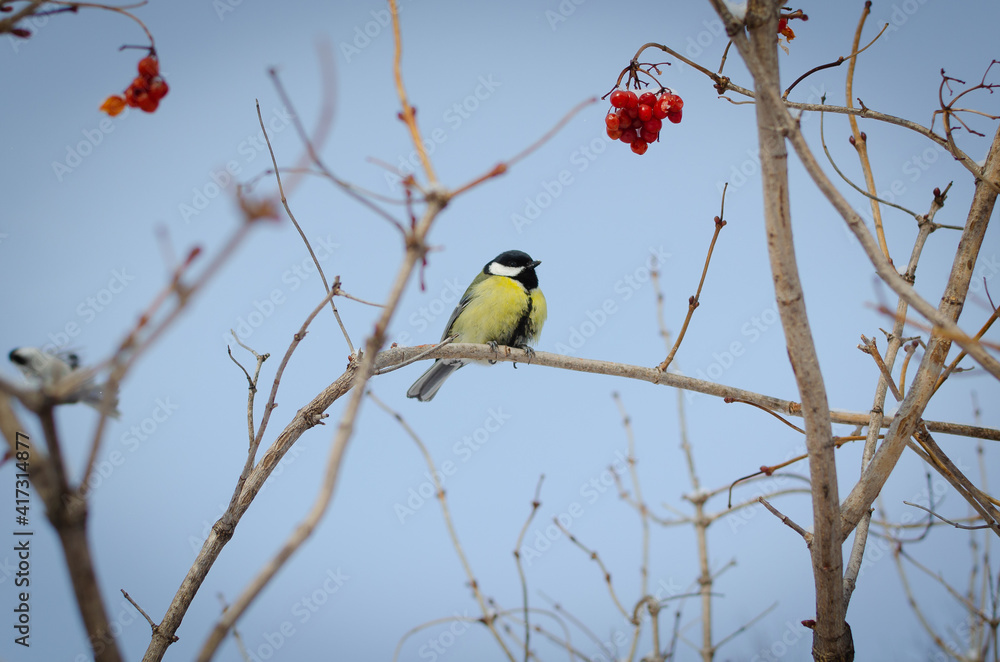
[488,262,523,278]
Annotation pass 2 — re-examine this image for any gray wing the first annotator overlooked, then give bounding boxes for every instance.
[438,275,481,342]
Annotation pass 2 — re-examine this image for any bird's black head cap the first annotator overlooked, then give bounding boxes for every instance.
[484,250,541,290]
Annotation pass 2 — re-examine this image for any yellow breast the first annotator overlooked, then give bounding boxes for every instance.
[450,276,545,345]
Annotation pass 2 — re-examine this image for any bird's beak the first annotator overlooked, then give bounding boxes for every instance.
[529,260,541,268]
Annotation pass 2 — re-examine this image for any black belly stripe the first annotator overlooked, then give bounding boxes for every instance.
[508,295,533,347]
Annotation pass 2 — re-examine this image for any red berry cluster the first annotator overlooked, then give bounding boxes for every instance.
[605,89,684,155]
[100,55,169,116]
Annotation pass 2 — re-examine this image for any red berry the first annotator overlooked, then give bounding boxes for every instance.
[631,139,649,155]
[148,77,169,101]
[605,113,620,131]
[637,104,652,122]
[606,127,623,140]
[625,106,639,119]
[138,55,159,79]
[610,90,628,108]
[131,76,150,93]
[644,118,662,133]
[138,96,159,113]
[639,127,658,143]
[623,91,638,108]
[651,100,668,120]
[670,95,684,110]
[619,128,638,144]
[667,108,683,124]
[638,92,657,107]
[123,86,142,108]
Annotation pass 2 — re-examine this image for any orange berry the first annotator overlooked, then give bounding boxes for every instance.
[99,95,127,116]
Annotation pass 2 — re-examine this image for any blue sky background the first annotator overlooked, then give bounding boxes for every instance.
[1,1,998,660]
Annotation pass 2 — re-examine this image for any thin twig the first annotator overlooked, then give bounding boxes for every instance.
[369,391,516,661]
[553,519,632,623]
[783,22,888,99]
[256,99,355,356]
[658,188,728,372]
[933,306,1000,396]
[758,496,813,545]
[373,335,457,376]
[376,343,1000,441]
[818,105,921,219]
[902,502,991,530]
[514,475,545,662]
[844,2,890,264]
[449,97,597,199]
[121,589,157,630]
[612,393,650,596]
[713,601,778,651]
[858,335,902,401]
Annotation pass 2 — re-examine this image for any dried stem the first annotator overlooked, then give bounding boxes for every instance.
[514,475,545,662]
[368,391,516,661]
[553,520,631,622]
[845,1,891,263]
[192,195,449,661]
[658,189,728,372]
[612,393,650,596]
[713,2,850,658]
[255,99,354,355]
[374,343,1000,441]
[758,496,813,544]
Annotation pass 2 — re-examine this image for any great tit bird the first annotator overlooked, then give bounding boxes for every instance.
[407,250,547,402]
[8,347,120,418]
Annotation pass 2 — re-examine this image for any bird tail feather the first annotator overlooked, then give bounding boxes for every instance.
[406,359,466,402]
